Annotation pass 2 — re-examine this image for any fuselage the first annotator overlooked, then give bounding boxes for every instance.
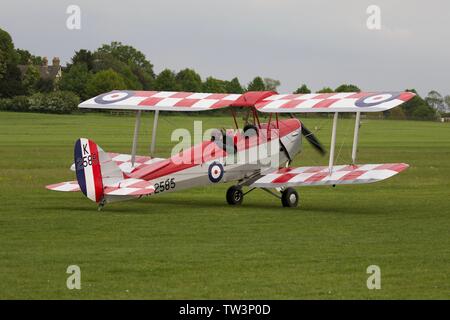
[118,118,302,197]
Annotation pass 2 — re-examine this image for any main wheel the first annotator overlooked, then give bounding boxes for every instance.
[226,185,244,205]
[281,187,299,207]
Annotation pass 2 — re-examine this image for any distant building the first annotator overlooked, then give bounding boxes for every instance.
[18,57,62,82]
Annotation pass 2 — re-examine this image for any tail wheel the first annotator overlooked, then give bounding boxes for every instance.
[226,185,244,205]
[281,187,299,208]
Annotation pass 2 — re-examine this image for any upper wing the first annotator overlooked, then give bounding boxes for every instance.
[79,90,415,113]
[255,92,415,113]
[79,90,242,111]
[251,163,409,188]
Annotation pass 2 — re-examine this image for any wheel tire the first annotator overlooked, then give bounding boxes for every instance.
[226,185,244,205]
[281,187,299,208]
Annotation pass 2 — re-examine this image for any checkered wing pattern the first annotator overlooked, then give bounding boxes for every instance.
[46,178,156,196]
[70,153,165,174]
[251,163,409,188]
[46,181,80,192]
[255,92,416,113]
[79,90,242,111]
[103,178,155,196]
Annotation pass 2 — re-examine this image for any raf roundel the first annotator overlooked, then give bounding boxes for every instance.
[208,162,224,183]
[94,91,134,105]
[355,92,400,108]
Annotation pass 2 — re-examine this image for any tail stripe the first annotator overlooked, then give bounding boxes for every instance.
[74,139,87,196]
[74,138,104,203]
[88,140,104,202]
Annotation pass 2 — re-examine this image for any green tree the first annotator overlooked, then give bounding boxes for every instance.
[335,84,361,92]
[16,49,42,65]
[203,77,227,93]
[96,42,154,89]
[225,77,244,94]
[247,76,266,91]
[401,89,437,120]
[294,84,311,94]
[317,87,334,93]
[425,90,445,113]
[60,64,92,100]
[263,78,280,91]
[35,78,55,93]
[411,104,438,120]
[444,95,450,113]
[22,65,40,94]
[86,69,127,97]
[0,28,23,97]
[176,68,202,92]
[66,49,94,71]
[388,106,406,120]
[92,51,142,90]
[154,69,179,91]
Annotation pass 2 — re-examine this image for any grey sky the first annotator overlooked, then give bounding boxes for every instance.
[1,0,449,96]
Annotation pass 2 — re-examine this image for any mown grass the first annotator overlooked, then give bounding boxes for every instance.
[0,111,449,299]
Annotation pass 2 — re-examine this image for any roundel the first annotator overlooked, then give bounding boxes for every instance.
[355,92,400,108]
[94,91,133,104]
[208,162,224,183]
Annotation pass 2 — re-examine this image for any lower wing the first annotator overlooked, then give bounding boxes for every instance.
[251,163,409,188]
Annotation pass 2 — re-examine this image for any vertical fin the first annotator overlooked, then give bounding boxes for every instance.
[74,138,104,203]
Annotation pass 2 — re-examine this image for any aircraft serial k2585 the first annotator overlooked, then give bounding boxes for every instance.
[46,90,415,209]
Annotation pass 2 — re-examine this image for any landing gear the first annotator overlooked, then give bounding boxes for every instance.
[98,198,106,211]
[226,184,299,208]
[281,187,299,208]
[226,185,243,205]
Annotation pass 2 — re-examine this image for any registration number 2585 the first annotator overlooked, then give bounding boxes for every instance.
[154,178,176,194]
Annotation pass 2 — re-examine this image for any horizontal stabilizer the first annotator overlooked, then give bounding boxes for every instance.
[46,181,80,192]
[251,163,409,188]
[103,178,155,196]
[47,178,155,196]
[70,152,165,174]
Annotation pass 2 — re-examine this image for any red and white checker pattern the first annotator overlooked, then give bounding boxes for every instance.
[252,163,409,188]
[80,91,242,111]
[70,153,166,174]
[45,177,155,196]
[255,92,415,113]
[103,178,155,196]
[107,153,165,173]
[46,181,80,192]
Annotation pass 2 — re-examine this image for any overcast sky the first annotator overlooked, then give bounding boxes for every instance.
[1,0,449,96]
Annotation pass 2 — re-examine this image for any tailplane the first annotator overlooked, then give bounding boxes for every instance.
[74,138,123,203]
[47,138,154,206]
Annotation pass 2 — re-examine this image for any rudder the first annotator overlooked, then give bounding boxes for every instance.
[74,138,105,203]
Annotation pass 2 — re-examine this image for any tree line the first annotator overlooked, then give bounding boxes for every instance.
[0,27,448,120]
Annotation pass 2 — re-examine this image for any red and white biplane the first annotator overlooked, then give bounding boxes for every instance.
[46,90,415,209]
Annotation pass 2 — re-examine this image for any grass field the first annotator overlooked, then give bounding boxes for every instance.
[0,111,449,299]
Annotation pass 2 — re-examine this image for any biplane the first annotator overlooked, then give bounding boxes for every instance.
[46,90,415,209]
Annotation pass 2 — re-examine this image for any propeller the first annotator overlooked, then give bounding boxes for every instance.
[301,124,326,156]
[287,113,326,156]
